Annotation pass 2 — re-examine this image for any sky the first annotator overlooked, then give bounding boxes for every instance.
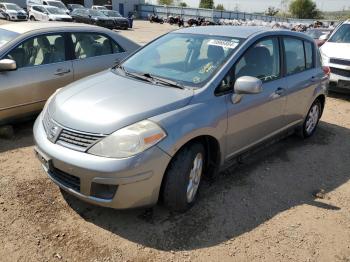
[148,0,350,12]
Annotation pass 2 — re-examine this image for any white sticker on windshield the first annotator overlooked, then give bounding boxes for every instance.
[208,39,239,49]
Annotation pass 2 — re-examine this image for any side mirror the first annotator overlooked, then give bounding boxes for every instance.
[319,34,328,41]
[234,76,262,94]
[0,59,17,72]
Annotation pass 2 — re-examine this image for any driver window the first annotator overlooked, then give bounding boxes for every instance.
[6,34,66,68]
[217,37,280,94]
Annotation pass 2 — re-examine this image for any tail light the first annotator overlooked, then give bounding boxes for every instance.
[323,66,330,76]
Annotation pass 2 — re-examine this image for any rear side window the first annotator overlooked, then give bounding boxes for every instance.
[283,38,305,75]
[304,41,313,69]
[71,33,124,59]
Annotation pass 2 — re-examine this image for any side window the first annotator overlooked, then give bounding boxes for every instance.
[304,41,313,69]
[216,37,280,95]
[234,38,280,82]
[283,38,306,75]
[71,33,124,59]
[6,34,66,68]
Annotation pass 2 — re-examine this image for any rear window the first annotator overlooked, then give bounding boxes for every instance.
[0,29,19,48]
[304,41,313,69]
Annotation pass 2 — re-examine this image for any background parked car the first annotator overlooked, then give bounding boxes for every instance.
[0,3,27,21]
[320,20,350,91]
[27,0,69,14]
[66,3,84,13]
[71,8,115,29]
[101,10,129,30]
[29,5,72,21]
[305,28,333,47]
[0,22,140,124]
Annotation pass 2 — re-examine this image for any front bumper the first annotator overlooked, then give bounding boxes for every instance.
[33,114,172,209]
[9,14,27,21]
[329,66,350,90]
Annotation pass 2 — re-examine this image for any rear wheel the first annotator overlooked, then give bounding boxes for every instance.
[301,99,322,138]
[162,143,205,212]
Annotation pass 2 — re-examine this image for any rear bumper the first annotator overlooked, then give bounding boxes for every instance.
[33,114,172,209]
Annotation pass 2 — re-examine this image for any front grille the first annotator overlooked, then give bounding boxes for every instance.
[330,67,350,77]
[330,58,350,66]
[56,128,104,152]
[50,167,80,192]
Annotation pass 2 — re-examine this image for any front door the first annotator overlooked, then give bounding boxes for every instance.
[0,33,73,120]
[221,37,287,158]
[70,32,125,81]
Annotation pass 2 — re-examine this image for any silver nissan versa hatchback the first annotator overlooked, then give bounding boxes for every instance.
[33,26,329,212]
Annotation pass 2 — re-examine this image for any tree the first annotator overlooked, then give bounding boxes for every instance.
[179,2,187,7]
[199,0,214,9]
[216,4,225,11]
[265,6,279,16]
[158,0,174,5]
[289,0,322,19]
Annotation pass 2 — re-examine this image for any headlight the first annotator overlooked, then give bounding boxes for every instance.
[88,120,167,158]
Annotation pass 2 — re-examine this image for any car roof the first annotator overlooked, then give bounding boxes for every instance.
[174,26,274,38]
[0,21,99,34]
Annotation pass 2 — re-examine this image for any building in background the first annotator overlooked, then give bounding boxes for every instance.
[83,0,145,16]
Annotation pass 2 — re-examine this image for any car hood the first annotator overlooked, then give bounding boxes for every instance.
[321,42,350,60]
[49,70,194,134]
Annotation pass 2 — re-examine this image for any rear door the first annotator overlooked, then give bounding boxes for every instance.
[70,32,126,80]
[0,33,73,120]
[282,37,322,124]
[218,37,288,157]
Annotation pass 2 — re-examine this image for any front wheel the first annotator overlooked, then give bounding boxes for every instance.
[162,143,205,212]
[30,16,35,21]
[301,100,322,138]
[6,14,11,21]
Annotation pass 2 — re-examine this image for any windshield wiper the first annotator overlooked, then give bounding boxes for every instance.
[114,65,154,84]
[143,73,185,90]
[114,66,184,89]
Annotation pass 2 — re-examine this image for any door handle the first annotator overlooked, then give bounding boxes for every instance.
[54,69,71,76]
[310,76,317,82]
[274,87,286,96]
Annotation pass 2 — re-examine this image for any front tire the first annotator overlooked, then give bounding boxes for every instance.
[30,16,35,21]
[6,14,11,21]
[162,143,205,212]
[301,99,322,138]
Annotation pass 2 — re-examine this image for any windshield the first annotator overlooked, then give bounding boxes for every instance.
[46,7,65,14]
[0,29,19,48]
[121,33,243,87]
[102,10,121,17]
[47,1,66,9]
[305,29,330,39]
[5,4,22,10]
[329,24,350,43]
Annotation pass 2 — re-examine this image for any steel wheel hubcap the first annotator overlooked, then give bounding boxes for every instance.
[305,104,319,134]
[187,153,203,203]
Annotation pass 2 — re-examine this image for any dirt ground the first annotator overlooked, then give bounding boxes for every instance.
[1,20,350,262]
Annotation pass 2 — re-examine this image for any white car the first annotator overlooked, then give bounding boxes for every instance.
[27,0,69,14]
[29,5,72,21]
[91,5,108,10]
[0,3,27,21]
[320,20,350,91]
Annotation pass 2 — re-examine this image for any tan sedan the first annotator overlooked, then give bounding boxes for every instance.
[0,22,139,124]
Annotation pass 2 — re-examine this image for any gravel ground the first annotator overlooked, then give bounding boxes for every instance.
[1,20,350,262]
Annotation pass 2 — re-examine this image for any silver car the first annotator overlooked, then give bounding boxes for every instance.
[34,26,328,212]
[0,22,139,124]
